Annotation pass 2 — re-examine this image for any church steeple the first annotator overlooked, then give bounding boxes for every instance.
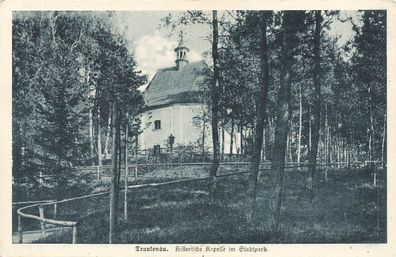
[174,31,189,71]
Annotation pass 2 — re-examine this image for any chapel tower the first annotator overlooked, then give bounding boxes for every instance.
[174,31,189,71]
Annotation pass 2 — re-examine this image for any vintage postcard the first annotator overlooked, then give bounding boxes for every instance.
[0,0,395,256]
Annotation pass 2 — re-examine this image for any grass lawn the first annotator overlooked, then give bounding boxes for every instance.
[37,167,386,244]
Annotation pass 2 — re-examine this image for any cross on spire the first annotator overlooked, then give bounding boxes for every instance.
[177,30,187,48]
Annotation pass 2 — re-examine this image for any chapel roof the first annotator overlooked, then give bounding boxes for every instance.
[143,61,207,108]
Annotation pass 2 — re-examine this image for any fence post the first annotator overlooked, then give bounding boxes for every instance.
[134,165,138,180]
[374,172,377,187]
[39,172,43,184]
[39,206,46,238]
[97,165,101,180]
[17,214,23,243]
[72,225,78,244]
[53,203,57,219]
[324,167,328,183]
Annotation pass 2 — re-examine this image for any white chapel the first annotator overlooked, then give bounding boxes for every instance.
[139,35,240,154]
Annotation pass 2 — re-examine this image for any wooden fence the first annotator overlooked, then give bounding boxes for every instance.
[15,160,385,244]
[16,159,384,183]
[78,160,384,180]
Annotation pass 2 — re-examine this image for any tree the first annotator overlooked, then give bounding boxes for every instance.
[246,11,271,222]
[307,11,323,190]
[93,26,146,243]
[12,12,102,199]
[12,15,44,180]
[218,11,260,158]
[12,12,146,237]
[269,11,306,232]
[161,11,229,189]
[350,11,386,166]
[209,10,221,190]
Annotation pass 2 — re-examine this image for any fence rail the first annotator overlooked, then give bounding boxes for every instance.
[13,200,55,206]
[15,160,385,244]
[78,160,384,179]
[14,160,384,182]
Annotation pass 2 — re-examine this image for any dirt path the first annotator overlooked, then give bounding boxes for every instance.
[12,227,71,243]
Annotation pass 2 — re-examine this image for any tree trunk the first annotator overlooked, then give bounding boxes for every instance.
[308,11,322,190]
[325,104,329,166]
[327,116,330,166]
[368,85,374,168]
[297,84,303,168]
[202,118,206,161]
[135,134,139,156]
[337,139,340,167]
[246,11,270,223]
[285,131,290,163]
[115,115,122,221]
[89,106,94,164]
[330,129,334,164]
[290,129,293,162]
[97,108,102,168]
[270,69,292,232]
[309,106,312,155]
[268,118,275,161]
[240,122,243,156]
[104,105,112,157]
[382,113,386,169]
[262,127,266,161]
[209,10,220,187]
[221,124,225,161]
[324,112,329,182]
[269,11,301,232]
[230,117,234,155]
[124,118,129,219]
[109,100,120,243]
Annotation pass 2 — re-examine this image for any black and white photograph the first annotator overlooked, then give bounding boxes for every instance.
[1,1,395,256]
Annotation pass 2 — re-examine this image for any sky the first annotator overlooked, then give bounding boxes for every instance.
[114,11,210,83]
[113,11,360,87]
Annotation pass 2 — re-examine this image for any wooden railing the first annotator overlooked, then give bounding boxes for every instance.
[16,191,110,244]
[15,160,385,244]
